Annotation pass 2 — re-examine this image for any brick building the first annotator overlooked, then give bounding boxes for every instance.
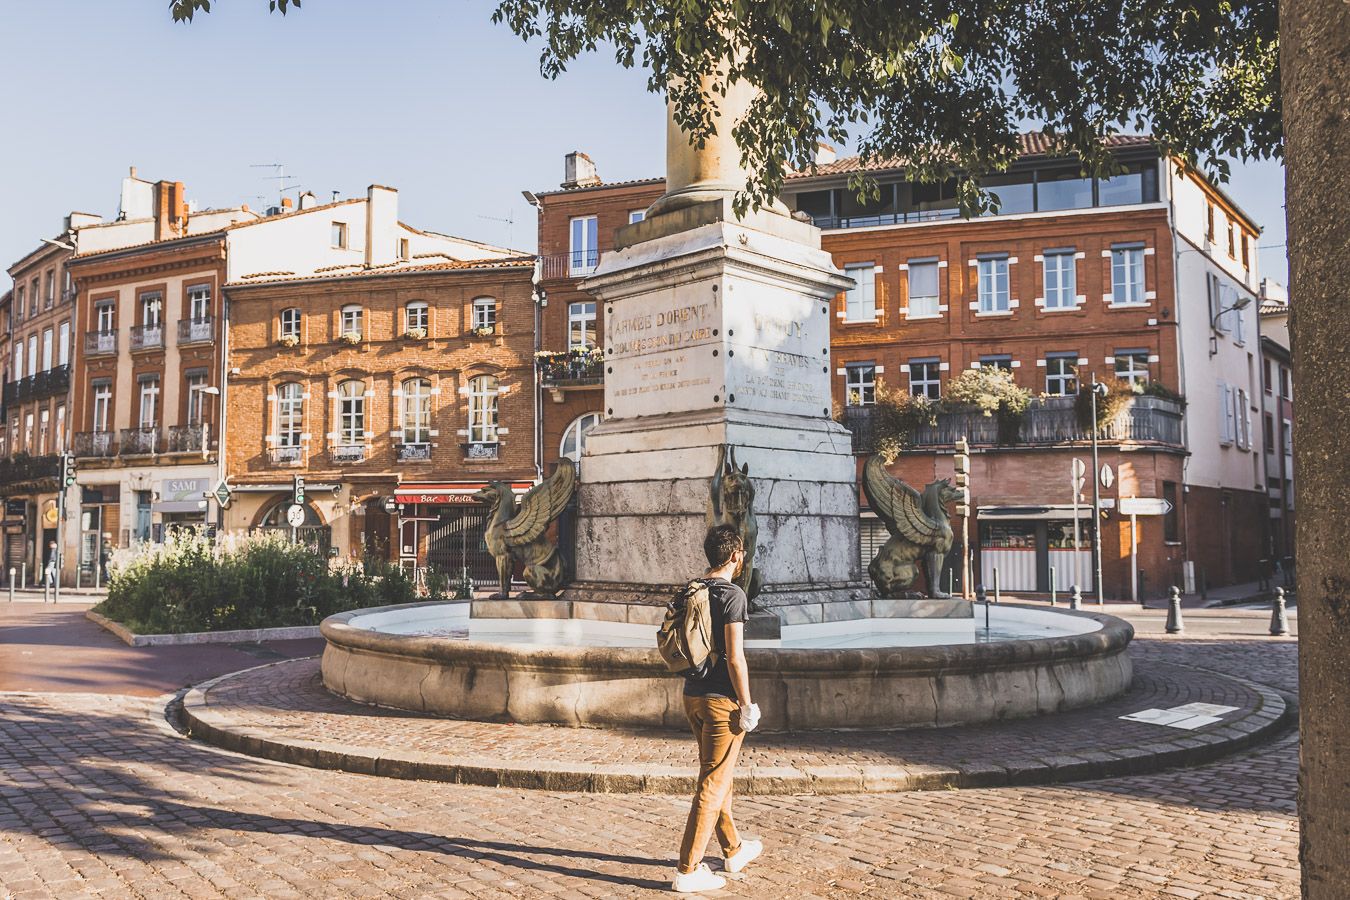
[1258,280,1294,569]
[65,171,255,583]
[220,186,537,581]
[527,136,1266,595]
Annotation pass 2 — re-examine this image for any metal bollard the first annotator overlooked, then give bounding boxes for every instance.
[6,568,12,603]
[1138,569,1148,608]
[992,567,1001,604]
[1166,586,1185,634]
[20,563,26,590]
[975,584,989,631]
[1269,587,1290,636]
[1070,583,1082,610]
[1049,567,1057,607]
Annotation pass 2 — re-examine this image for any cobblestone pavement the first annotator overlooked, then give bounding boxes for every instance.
[0,635,1297,899]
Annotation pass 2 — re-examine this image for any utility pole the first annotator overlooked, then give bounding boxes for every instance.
[1089,374,1107,605]
[57,453,76,603]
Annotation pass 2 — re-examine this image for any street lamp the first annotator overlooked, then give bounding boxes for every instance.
[1209,292,1252,356]
[191,385,221,457]
[1088,375,1108,605]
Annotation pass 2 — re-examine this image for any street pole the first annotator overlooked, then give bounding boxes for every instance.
[1129,512,1138,606]
[1071,468,1081,591]
[1089,375,1106,605]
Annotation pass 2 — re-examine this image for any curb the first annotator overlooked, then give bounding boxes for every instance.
[178,659,1296,796]
[85,610,321,647]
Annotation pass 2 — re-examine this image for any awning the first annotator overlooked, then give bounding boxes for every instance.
[394,482,536,504]
[978,500,1114,521]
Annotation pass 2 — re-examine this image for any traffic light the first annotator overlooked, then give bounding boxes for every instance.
[61,453,76,488]
[293,475,306,506]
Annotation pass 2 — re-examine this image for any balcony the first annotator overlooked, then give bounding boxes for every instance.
[130,323,164,351]
[73,431,116,458]
[84,331,117,356]
[537,350,604,401]
[462,441,499,460]
[397,443,432,462]
[540,249,600,281]
[119,427,159,455]
[177,317,214,345]
[0,453,60,489]
[271,445,303,465]
[331,444,367,464]
[61,288,77,303]
[841,396,1185,454]
[167,423,207,453]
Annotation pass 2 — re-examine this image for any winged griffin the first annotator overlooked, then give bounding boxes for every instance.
[861,454,962,599]
[709,444,763,602]
[474,461,577,599]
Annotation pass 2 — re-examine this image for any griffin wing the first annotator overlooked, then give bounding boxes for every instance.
[861,454,941,542]
[503,461,577,547]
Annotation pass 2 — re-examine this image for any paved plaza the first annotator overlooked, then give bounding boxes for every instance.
[1,602,1299,898]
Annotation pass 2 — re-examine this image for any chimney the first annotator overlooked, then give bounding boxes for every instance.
[562,151,601,189]
[281,197,294,211]
[154,180,187,240]
[299,191,318,210]
[365,184,399,268]
[118,167,153,221]
[66,212,102,232]
[815,142,837,166]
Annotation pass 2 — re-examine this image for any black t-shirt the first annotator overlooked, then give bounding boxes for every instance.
[683,577,749,700]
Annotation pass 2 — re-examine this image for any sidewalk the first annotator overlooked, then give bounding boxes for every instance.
[2,585,109,601]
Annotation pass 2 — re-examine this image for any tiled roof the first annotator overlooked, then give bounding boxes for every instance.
[224,198,363,230]
[228,255,536,287]
[535,177,665,198]
[787,133,1156,179]
[70,230,227,261]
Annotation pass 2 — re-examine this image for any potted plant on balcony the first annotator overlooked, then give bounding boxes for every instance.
[941,367,1032,446]
[1076,377,1136,434]
[868,380,938,462]
[404,326,428,341]
[278,334,300,348]
[470,324,496,338]
[337,331,362,346]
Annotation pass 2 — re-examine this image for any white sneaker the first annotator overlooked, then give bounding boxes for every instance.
[723,839,763,874]
[671,863,727,893]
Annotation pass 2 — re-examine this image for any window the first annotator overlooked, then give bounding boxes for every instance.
[27,336,37,377]
[568,301,597,349]
[92,381,111,433]
[1110,246,1146,305]
[1036,167,1094,210]
[1219,383,1236,446]
[1263,358,1273,394]
[138,376,159,429]
[977,256,1010,313]
[58,322,70,366]
[12,340,21,382]
[44,271,55,307]
[340,305,363,339]
[560,412,601,462]
[96,301,115,333]
[1043,250,1077,309]
[187,284,211,321]
[845,364,876,406]
[28,279,37,317]
[1242,232,1251,269]
[337,380,366,445]
[1280,366,1291,400]
[38,409,49,454]
[280,307,301,339]
[472,297,497,332]
[843,264,876,321]
[1264,413,1275,453]
[276,382,303,448]
[980,355,1013,372]
[140,292,162,327]
[14,286,23,320]
[1045,354,1079,396]
[186,371,208,425]
[400,378,432,444]
[332,222,348,249]
[397,238,410,260]
[980,173,1034,215]
[467,375,499,444]
[569,215,599,274]
[23,414,33,452]
[405,301,429,333]
[908,359,941,400]
[1206,203,1216,243]
[1114,350,1151,388]
[906,260,940,317]
[628,210,646,224]
[1162,481,1179,542]
[1228,221,1238,259]
[55,404,65,451]
[1236,388,1252,450]
[39,328,53,372]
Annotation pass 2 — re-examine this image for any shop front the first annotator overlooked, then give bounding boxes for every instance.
[393,482,535,589]
[155,476,211,537]
[978,505,1101,594]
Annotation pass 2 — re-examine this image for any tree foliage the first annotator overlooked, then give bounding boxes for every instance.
[170,0,1279,215]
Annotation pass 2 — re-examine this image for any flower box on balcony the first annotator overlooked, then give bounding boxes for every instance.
[403,327,428,341]
[277,334,300,348]
[470,325,497,338]
[337,332,362,346]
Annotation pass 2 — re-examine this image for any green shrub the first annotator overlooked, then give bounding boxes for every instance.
[92,529,420,634]
[870,379,938,463]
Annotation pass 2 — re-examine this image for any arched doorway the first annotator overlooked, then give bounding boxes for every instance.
[256,498,332,556]
[560,411,601,462]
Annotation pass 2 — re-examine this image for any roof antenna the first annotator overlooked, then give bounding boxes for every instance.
[331,190,340,204]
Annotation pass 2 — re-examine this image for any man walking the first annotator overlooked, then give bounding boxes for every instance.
[672,525,763,893]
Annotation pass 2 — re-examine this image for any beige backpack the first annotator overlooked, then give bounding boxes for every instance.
[657,579,719,678]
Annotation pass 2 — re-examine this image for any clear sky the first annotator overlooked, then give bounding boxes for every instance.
[0,1,1288,284]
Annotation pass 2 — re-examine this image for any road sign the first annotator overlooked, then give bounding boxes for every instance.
[1071,457,1086,493]
[1100,464,1114,489]
[1119,497,1174,516]
[213,481,232,508]
[286,504,306,527]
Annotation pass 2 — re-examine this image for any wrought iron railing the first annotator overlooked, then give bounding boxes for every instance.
[398,443,432,462]
[119,427,159,455]
[130,323,164,350]
[331,444,366,464]
[73,431,116,458]
[271,445,303,465]
[177,317,214,344]
[84,331,117,356]
[841,396,1185,453]
[540,250,601,280]
[537,352,604,386]
[462,441,499,460]
[0,453,60,488]
[167,424,206,453]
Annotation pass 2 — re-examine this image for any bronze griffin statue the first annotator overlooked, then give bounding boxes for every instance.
[861,454,961,599]
[474,461,576,599]
[709,444,763,602]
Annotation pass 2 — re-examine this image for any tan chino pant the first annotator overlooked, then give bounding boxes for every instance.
[677,695,745,873]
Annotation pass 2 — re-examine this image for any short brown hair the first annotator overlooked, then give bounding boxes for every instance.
[704,525,744,569]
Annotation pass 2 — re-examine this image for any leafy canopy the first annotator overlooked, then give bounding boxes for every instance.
[169,0,1279,214]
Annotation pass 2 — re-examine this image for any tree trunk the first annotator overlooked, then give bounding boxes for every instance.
[1283,2,1350,896]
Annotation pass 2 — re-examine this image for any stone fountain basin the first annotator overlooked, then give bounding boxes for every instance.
[320,601,1132,731]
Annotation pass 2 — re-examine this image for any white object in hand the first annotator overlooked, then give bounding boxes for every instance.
[740,702,761,733]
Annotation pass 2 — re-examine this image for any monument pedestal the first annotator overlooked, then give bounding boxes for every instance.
[562,200,871,626]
